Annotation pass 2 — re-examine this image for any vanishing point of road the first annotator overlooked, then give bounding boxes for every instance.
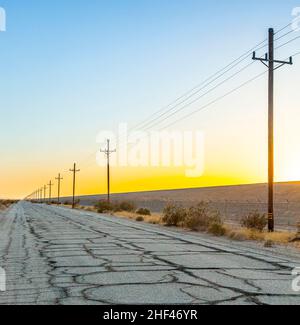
[0,202,299,305]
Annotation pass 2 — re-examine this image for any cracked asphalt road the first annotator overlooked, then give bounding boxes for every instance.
[0,202,299,305]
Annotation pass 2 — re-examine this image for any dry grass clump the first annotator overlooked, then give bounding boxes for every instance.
[265,231,295,243]
[227,228,248,241]
[227,227,295,245]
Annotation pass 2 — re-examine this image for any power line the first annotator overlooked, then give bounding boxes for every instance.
[275,35,300,51]
[274,22,293,35]
[73,40,299,173]
[74,22,297,170]
[274,29,294,42]
[133,52,300,133]
[131,41,268,131]
[111,26,296,148]
[77,40,269,167]
[113,39,298,151]
[116,39,300,150]
[137,62,256,133]
[109,42,268,148]
[157,70,268,130]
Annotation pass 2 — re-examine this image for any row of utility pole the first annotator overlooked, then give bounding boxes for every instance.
[27,139,115,209]
[27,28,294,232]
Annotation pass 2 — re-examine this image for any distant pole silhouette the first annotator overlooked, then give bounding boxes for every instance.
[253,28,293,232]
[69,163,80,209]
[55,173,63,205]
[48,181,53,204]
[100,139,116,203]
[44,185,47,204]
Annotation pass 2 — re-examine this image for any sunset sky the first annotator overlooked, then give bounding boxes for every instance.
[1,0,300,199]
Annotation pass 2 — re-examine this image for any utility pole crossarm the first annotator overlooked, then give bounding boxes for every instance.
[100,149,117,155]
[252,52,293,66]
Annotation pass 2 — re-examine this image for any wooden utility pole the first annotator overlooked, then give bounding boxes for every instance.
[100,139,116,203]
[43,185,47,204]
[253,28,293,232]
[48,181,53,204]
[69,163,80,209]
[55,173,63,205]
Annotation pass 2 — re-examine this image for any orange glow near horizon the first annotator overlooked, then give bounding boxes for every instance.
[2,161,300,200]
[0,162,287,200]
[2,128,300,200]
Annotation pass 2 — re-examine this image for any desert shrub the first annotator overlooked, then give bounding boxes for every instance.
[241,211,267,232]
[162,204,187,226]
[183,202,225,236]
[136,216,144,222]
[118,201,136,212]
[63,201,72,206]
[184,202,210,230]
[95,200,114,213]
[136,208,151,216]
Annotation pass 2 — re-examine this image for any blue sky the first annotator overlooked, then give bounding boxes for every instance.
[1,0,300,198]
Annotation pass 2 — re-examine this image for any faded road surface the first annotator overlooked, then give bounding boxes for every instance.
[0,202,299,305]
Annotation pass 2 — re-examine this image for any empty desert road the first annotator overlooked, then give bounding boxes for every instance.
[0,202,300,305]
